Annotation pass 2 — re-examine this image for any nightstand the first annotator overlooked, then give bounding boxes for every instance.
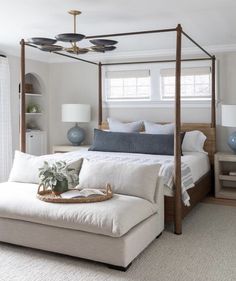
[52,145,90,153]
[215,152,236,199]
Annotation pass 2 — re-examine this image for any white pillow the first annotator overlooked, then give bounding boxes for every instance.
[78,159,161,203]
[8,150,83,184]
[182,130,207,153]
[107,118,143,133]
[144,121,175,134]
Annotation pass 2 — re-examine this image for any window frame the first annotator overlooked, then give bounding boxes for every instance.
[102,60,214,108]
[160,66,212,101]
[105,69,152,102]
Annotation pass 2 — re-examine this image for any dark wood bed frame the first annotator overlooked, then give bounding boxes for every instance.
[19,24,216,235]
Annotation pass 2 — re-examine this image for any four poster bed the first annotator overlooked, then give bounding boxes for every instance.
[0,24,216,270]
[20,23,216,234]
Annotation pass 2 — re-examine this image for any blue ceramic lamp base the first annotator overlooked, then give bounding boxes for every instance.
[228,131,236,154]
[67,123,85,146]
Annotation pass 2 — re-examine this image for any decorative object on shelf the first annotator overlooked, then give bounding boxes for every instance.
[26,120,40,130]
[27,103,41,113]
[62,104,91,146]
[25,83,33,93]
[38,161,79,195]
[37,183,113,203]
[27,10,118,55]
[221,104,236,153]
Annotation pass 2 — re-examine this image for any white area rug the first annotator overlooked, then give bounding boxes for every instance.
[0,203,236,281]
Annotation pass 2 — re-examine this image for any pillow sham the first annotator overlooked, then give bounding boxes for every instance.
[144,121,175,134]
[8,150,83,185]
[107,117,143,133]
[182,130,207,153]
[78,159,161,203]
[89,129,185,155]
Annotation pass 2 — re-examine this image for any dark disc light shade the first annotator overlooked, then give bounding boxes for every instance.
[28,37,57,45]
[38,45,63,52]
[90,45,116,52]
[55,33,85,42]
[90,39,118,46]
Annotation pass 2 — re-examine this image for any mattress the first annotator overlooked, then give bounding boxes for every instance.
[0,182,158,238]
[61,150,210,205]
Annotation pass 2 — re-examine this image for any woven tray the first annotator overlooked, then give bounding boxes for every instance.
[37,184,113,203]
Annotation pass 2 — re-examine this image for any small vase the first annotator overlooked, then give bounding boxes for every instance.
[52,178,68,195]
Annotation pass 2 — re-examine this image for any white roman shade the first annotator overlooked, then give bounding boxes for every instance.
[106,69,150,79]
[160,67,211,77]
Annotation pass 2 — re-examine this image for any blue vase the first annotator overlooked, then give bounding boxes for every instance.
[67,124,85,146]
[228,131,236,154]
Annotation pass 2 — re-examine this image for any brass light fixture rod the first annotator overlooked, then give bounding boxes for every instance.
[68,10,81,34]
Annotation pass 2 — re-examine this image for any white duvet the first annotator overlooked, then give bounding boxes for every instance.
[0,182,157,238]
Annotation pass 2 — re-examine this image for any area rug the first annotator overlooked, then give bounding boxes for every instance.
[0,203,236,281]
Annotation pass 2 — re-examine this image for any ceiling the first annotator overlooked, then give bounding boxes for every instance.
[1,0,236,62]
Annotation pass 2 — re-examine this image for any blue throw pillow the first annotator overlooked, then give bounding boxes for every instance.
[89,129,185,156]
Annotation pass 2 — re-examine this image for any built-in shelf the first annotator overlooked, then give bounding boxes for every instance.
[25,93,42,97]
[25,113,42,116]
[21,72,47,155]
[219,175,236,182]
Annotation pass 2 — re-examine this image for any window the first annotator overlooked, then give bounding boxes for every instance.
[105,70,151,100]
[160,67,211,100]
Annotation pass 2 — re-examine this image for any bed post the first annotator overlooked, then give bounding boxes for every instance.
[20,39,26,152]
[211,56,216,128]
[98,62,102,127]
[174,24,182,235]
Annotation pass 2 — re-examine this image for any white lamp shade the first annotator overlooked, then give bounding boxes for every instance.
[62,104,91,123]
[222,104,236,127]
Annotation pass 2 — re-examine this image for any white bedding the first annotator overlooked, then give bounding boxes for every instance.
[60,150,210,206]
[182,152,210,184]
[0,182,157,238]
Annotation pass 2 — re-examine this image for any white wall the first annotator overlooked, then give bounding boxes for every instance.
[48,61,98,151]
[8,55,49,153]
[47,52,236,153]
[7,51,236,154]
[216,52,236,152]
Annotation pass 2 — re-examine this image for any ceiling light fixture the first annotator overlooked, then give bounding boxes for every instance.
[28,10,118,55]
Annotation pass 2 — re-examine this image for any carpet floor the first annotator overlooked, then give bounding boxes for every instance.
[0,203,236,281]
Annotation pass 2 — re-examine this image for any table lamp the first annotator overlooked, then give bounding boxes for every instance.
[222,104,236,153]
[62,104,91,145]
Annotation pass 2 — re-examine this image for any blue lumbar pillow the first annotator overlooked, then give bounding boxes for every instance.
[89,129,185,156]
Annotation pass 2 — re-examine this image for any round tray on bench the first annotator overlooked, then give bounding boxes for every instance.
[37,184,113,203]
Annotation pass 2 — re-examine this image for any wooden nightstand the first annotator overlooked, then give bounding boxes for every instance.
[215,152,236,199]
[52,145,90,153]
